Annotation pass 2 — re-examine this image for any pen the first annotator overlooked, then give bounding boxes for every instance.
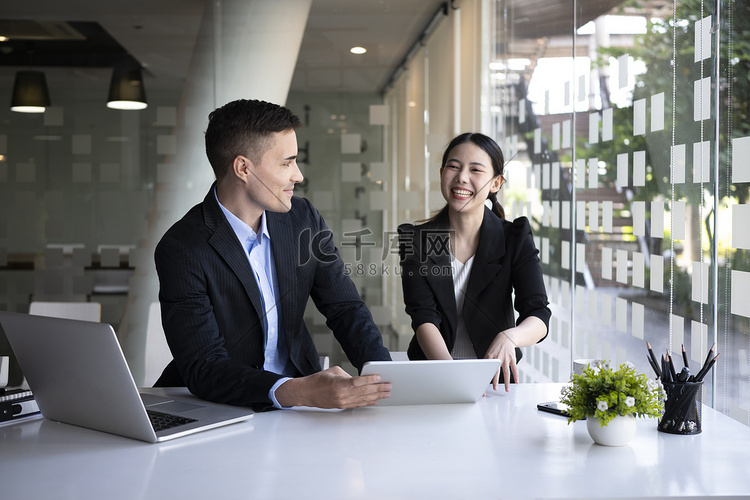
[666,351,677,382]
[646,340,661,377]
[647,354,660,378]
[681,344,689,369]
[702,343,715,372]
[695,352,720,382]
[661,354,671,383]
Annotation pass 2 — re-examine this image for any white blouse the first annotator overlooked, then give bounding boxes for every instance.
[451,254,477,359]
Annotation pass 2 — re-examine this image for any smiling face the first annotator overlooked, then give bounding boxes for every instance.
[242,129,302,215]
[440,141,503,217]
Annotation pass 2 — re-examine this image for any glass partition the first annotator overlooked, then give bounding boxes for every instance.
[490,0,749,425]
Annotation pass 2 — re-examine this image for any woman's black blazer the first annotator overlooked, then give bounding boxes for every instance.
[398,207,551,362]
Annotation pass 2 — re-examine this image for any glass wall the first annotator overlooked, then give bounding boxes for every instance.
[490,0,749,425]
[0,0,313,385]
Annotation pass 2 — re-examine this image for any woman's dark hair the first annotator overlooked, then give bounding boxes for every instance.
[204,99,301,180]
[426,132,506,224]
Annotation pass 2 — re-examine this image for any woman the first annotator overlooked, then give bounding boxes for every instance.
[398,132,550,392]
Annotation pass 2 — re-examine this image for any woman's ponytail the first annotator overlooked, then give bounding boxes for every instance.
[488,191,505,220]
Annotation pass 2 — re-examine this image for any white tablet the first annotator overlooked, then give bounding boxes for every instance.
[361,359,501,406]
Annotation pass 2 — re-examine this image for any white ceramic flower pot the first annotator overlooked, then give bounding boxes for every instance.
[586,414,637,446]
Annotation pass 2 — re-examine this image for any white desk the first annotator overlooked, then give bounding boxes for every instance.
[2,383,749,500]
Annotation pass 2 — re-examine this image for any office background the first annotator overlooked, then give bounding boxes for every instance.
[0,0,747,426]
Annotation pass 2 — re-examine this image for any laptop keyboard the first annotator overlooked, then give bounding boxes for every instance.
[147,410,197,432]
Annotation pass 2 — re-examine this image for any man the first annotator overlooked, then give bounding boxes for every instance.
[154,99,391,410]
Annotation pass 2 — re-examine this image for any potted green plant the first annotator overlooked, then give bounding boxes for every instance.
[560,360,664,446]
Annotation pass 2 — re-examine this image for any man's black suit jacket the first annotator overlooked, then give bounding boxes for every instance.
[398,208,550,362]
[154,184,390,409]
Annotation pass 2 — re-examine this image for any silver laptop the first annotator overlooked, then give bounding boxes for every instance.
[0,311,253,443]
[361,359,501,406]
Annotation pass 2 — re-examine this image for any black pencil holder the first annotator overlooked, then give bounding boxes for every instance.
[658,381,703,435]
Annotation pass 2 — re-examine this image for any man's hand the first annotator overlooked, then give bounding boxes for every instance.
[274,366,391,409]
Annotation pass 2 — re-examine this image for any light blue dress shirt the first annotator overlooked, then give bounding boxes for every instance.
[215,190,291,408]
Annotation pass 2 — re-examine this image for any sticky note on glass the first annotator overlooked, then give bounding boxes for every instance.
[342,134,361,154]
[602,247,613,280]
[632,252,644,288]
[650,254,664,293]
[617,153,629,188]
[602,201,613,233]
[671,144,686,184]
[694,77,711,121]
[632,201,646,236]
[370,162,389,182]
[617,249,628,284]
[670,315,684,352]
[552,162,560,190]
[618,54,629,89]
[632,302,644,339]
[633,151,646,186]
[694,16,712,62]
[562,201,571,229]
[693,141,710,183]
[602,108,613,141]
[552,122,560,151]
[692,261,709,304]
[589,112,599,144]
[732,204,750,249]
[369,105,389,125]
[731,270,750,318]
[651,201,665,237]
[633,98,646,136]
[562,120,571,149]
[732,136,750,183]
[578,74,587,102]
[672,201,686,240]
[651,92,664,132]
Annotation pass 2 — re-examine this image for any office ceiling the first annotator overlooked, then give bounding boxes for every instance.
[0,0,660,96]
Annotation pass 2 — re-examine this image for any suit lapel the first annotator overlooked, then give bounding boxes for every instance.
[419,222,458,341]
[203,184,265,320]
[266,210,297,349]
[464,207,506,302]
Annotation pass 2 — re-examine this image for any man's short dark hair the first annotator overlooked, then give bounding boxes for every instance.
[205,99,301,180]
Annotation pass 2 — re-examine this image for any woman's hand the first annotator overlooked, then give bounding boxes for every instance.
[484,330,519,392]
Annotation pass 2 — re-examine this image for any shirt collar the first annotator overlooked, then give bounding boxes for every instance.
[214,187,271,243]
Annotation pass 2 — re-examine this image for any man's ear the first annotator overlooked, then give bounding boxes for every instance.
[232,155,252,181]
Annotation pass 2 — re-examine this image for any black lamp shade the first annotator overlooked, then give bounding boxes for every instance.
[107,67,148,110]
[10,70,51,113]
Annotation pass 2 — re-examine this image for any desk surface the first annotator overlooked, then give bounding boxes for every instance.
[2,383,749,500]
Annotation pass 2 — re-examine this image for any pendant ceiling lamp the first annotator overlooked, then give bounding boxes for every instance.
[107,66,148,110]
[10,70,51,113]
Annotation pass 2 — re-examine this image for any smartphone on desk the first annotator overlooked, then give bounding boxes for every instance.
[537,401,583,419]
